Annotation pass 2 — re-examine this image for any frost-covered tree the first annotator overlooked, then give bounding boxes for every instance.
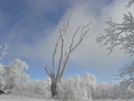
[96,1,134,56]
[44,10,92,97]
[96,1,134,99]
[4,59,30,90]
[96,1,134,79]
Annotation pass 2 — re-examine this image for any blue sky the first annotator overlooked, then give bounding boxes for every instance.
[0,0,134,83]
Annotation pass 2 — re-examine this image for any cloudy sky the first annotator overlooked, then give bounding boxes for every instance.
[0,0,134,82]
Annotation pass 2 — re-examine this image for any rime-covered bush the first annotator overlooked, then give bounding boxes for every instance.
[0,59,30,91]
[56,72,96,101]
[30,77,51,98]
[10,77,51,99]
[56,73,134,100]
[3,59,30,90]
[0,58,134,100]
[94,82,113,100]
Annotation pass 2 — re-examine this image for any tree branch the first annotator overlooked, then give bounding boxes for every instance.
[52,36,60,74]
[44,66,51,77]
[97,13,134,56]
[44,60,52,73]
[0,43,10,61]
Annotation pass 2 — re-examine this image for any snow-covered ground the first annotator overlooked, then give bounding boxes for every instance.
[0,95,55,101]
[0,95,133,101]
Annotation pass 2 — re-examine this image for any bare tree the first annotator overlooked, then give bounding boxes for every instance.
[44,10,92,97]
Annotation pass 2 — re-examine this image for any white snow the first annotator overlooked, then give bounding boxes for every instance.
[0,95,134,101]
[0,95,55,101]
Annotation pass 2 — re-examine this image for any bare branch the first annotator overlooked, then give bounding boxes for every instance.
[0,43,10,61]
[56,29,65,79]
[44,66,51,77]
[59,52,70,79]
[69,26,81,51]
[52,36,60,73]
[44,60,52,73]
[114,60,134,80]
[71,23,91,52]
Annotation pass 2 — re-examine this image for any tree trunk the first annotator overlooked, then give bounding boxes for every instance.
[51,82,57,97]
[51,77,61,97]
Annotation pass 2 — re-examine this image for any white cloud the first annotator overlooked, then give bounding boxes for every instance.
[9,0,133,64]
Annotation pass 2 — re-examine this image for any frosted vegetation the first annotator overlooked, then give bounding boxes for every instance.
[0,51,134,100]
[0,59,134,101]
[0,0,134,101]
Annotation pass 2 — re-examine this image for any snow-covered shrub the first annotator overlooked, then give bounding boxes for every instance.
[56,72,96,101]
[31,77,51,98]
[0,58,52,99]
[94,82,113,100]
[0,59,30,91]
[10,77,51,99]
[3,59,30,90]
[109,83,120,99]
[56,72,134,100]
